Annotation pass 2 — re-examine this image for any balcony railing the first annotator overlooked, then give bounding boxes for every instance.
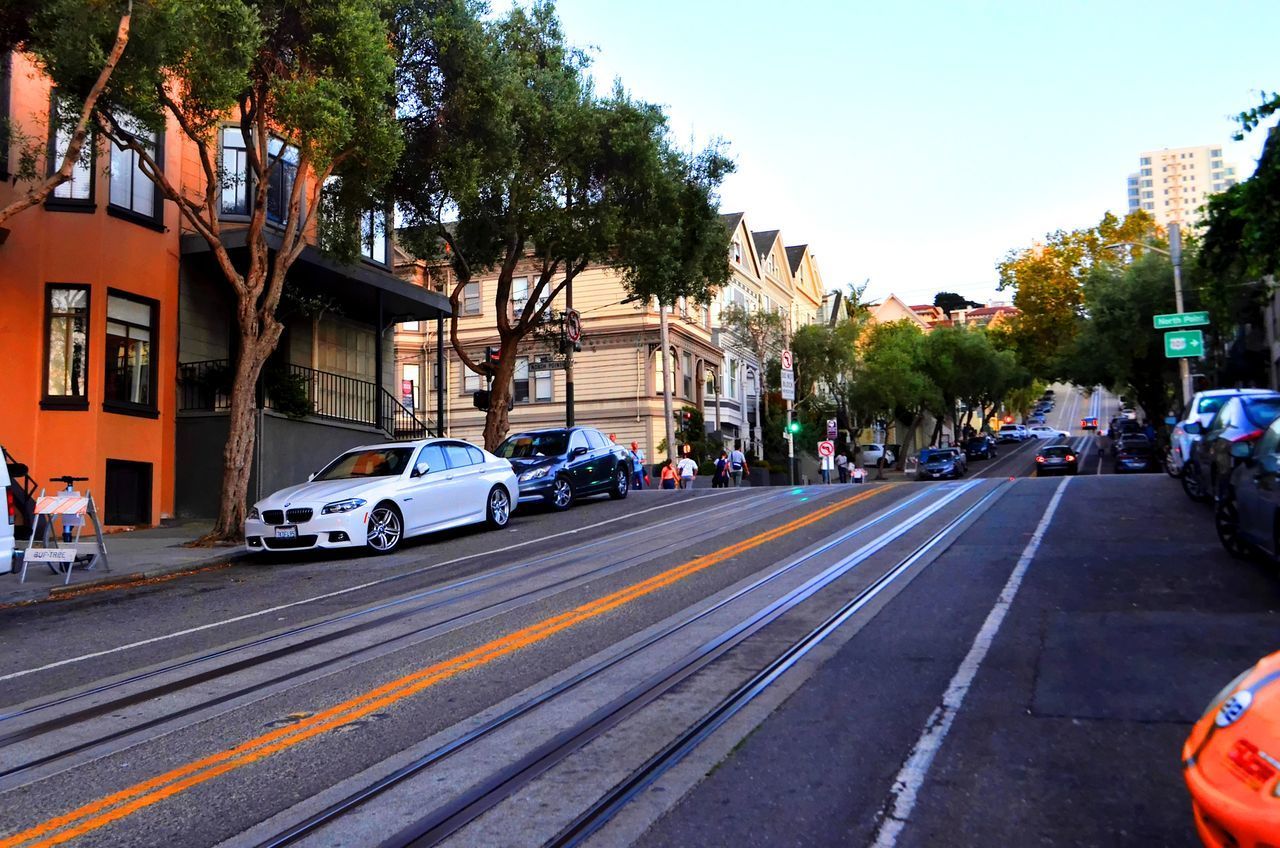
[178,359,434,440]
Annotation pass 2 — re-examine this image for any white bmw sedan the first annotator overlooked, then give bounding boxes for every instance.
[244,439,518,555]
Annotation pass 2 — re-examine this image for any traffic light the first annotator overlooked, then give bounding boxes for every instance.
[682,411,692,425]
[787,420,801,434]
[484,346,501,367]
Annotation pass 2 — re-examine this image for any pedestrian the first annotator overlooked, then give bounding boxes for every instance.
[630,441,645,489]
[660,460,679,490]
[836,452,849,484]
[677,454,698,490]
[728,444,748,487]
[712,451,730,488]
[820,451,834,484]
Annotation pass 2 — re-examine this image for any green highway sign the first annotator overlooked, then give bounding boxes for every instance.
[1164,329,1205,358]
[1153,311,1209,329]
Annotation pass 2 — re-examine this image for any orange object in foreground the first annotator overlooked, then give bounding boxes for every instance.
[1183,650,1280,847]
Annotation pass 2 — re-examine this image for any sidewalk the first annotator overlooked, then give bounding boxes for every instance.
[1,522,247,606]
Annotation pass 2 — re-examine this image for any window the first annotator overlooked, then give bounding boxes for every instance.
[220,127,249,215]
[1140,156,1151,165]
[265,138,301,225]
[511,276,549,318]
[1211,148,1222,158]
[466,446,485,464]
[1141,179,1152,188]
[104,291,157,413]
[462,363,481,393]
[443,443,474,469]
[463,282,481,315]
[732,239,742,263]
[415,443,446,474]
[682,352,694,398]
[49,98,94,205]
[513,357,552,403]
[400,320,420,332]
[1140,167,1152,176]
[109,115,161,222]
[44,286,90,406]
[359,208,389,264]
[728,358,738,399]
[535,367,552,402]
[568,430,589,453]
[585,430,608,449]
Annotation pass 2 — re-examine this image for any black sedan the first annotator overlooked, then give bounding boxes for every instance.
[1216,417,1280,559]
[1035,444,1078,476]
[496,426,632,510]
[964,436,997,460]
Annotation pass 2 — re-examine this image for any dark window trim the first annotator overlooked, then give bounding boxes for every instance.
[0,53,11,180]
[42,283,92,409]
[107,121,165,227]
[359,205,392,269]
[102,287,160,416]
[44,94,96,211]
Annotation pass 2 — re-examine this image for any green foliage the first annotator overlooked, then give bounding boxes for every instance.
[263,367,313,419]
[848,320,935,425]
[790,318,860,404]
[1233,90,1280,139]
[1201,125,1280,286]
[932,291,982,317]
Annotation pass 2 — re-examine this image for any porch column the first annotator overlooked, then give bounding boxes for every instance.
[436,313,445,437]
[375,290,384,433]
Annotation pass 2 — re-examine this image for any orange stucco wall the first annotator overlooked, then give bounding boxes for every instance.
[0,54,179,524]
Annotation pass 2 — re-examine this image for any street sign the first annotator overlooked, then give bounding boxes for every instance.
[1164,329,1205,358]
[564,309,582,343]
[24,549,76,564]
[529,358,568,370]
[818,440,835,457]
[780,369,795,401]
[780,349,793,371]
[826,418,837,440]
[1153,311,1209,329]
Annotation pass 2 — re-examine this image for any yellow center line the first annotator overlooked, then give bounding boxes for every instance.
[2,485,892,848]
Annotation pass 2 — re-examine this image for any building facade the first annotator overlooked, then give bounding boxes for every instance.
[1127,145,1239,229]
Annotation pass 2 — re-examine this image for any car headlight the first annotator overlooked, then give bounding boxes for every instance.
[247,506,260,521]
[321,498,366,515]
[519,466,551,482]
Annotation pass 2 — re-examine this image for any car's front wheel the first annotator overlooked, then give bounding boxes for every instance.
[486,486,512,529]
[366,502,403,554]
[1182,462,1211,503]
[1216,494,1251,559]
[609,466,629,500]
[548,476,574,511]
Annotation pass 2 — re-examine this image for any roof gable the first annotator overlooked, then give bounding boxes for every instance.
[724,212,763,281]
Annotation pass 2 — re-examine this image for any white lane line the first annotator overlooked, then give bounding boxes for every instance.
[0,490,786,684]
[870,476,1071,848]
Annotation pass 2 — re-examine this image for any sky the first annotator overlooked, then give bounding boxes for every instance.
[552,0,1277,307]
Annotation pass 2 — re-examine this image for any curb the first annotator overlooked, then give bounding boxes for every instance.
[1,547,249,607]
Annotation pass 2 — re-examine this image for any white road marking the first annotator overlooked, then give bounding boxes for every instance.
[0,490,785,683]
[870,475,1071,848]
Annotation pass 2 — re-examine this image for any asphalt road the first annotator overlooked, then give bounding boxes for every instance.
[0,388,1262,848]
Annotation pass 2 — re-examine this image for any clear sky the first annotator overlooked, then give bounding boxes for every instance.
[552,0,1276,307]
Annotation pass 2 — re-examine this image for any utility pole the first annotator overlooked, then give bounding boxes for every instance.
[659,300,675,463]
[1169,222,1192,408]
[564,278,575,427]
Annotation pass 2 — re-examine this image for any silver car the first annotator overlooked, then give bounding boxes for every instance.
[1171,389,1275,476]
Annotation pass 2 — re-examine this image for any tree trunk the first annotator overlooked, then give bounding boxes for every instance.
[929,414,943,447]
[209,330,274,540]
[482,350,518,451]
[898,411,923,470]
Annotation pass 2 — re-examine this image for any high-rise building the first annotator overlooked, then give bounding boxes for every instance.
[1127,145,1239,229]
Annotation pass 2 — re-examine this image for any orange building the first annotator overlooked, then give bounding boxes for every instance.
[0,53,449,531]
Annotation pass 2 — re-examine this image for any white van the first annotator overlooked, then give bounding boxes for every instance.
[1,449,16,574]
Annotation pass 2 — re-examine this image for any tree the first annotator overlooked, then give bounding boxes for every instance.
[847,320,937,463]
[791,318,859,405]
[396,1,731,449]
[932,291,982,317]
[26,0,403,539]
[0,0,132,235]
[996,209,1160,378]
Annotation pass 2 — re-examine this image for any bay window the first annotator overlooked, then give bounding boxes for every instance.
[109,115,161,222]
[43,286,90,407]
[49,99,93,205]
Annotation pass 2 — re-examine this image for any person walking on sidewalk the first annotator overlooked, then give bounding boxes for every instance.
[712,452,730,488]
[677,455,698,490]
[630,441,645,490]
[836,452,849,484]
[728,446,748,487]
[819,451,834,484]
[660,460,679,490]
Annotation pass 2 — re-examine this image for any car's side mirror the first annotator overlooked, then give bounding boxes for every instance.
[570,446,588,459]
[1184,422,1202,435]
[1230,442,1253,461]
[412,461,430,478]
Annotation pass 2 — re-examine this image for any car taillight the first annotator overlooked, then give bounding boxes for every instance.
[5,488,13,525]
[1232,429,1266,443]
[1065,455,1075,462]
[1035,456,1045,463]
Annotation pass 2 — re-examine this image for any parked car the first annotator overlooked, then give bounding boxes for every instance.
[964,436,997,460]
[498,426,632,510]
[1215,416,1280,559]
[1170,389,1276,477]
[1184,393,1280,503]
[1027,424,1069,439]
[1026,414,1047,425]
[997,424,1030,443]
[1182,650,1280,847]
[858,443,896,467]
[1,449,15,574]
[244,439,519,555]
[1034,444,1077,476]
[1113,434,1155,473]
[916,447,964,480]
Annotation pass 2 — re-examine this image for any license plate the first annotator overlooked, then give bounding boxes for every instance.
[275,526,298,539]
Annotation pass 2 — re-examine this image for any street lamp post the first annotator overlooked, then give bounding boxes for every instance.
[1103,222,1192,408]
